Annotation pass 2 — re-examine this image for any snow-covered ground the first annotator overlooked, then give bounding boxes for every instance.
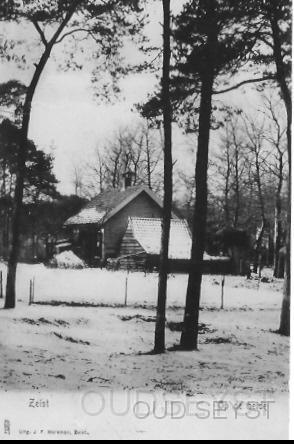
[0,262,289,396]
[0,262,285,309]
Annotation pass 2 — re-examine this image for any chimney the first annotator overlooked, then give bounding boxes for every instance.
[122,171,135,190]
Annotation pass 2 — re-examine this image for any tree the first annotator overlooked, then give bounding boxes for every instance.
[0,119,59,258]
[0,119,58,202]
[0,0,143,308]
[154,0,173,354]
[75,123,163,198]
[0,80,26,121]
[71,164,86,198]
[243,0,291,334]
[247,0,291,334]
[142,0,277,350]
[243,115,269,274]
[217,111,248,230]
[171,0,271,350]
[206,95,289,278]
[179,0,218,350]
[263,97,287,278]
[265,0,291,337]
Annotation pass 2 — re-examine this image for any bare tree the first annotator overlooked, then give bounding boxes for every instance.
[71,164,85,198]
[141,123,163,191]
[207,103,287,278]
[263,96,287,278]
[242,115,269,274]
[80,124,163,196]
[259,0,291,336]
[90,149,107,194]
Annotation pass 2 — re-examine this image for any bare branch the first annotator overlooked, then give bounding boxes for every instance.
[55,27,101,45]
[213,76,276,95]
[32,21,48,48]
[48,0,82,48]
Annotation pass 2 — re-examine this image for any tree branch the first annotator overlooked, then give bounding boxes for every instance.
[258,35,275,50]
[55,28,91,44]
[55,25,105,45]
[48,0,83,48]
[32,21,48,48]
[213,76,276,95]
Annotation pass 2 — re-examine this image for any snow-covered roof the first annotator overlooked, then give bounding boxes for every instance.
[64,186,173,227]
[128,218,192,260]
[65,208,106,226]
[126,218,231,262]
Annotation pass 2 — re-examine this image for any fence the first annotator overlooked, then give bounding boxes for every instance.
[0,263,278,311]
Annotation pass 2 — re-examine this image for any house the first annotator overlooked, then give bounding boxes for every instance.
[64,178,179,265]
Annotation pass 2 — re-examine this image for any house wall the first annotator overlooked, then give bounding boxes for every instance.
[104,192,163,258]
[119,224,147,270]
[0,234,47,263]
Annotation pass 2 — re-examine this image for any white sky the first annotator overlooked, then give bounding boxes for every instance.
[0,1,265,195]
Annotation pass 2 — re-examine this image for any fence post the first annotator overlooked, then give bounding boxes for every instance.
[29,278,35,306]
[29,280,32,306]
[0,271,3,300]
[124,271,129,307]
[33,277,35,304]
[221,275,225,310]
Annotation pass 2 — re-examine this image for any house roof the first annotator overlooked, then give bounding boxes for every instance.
[126,217,230,262]
[128,217,192,260]
[65,186,170,227]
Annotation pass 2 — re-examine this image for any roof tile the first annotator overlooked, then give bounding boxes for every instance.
[129,217,192,260]
[65,186,146,226]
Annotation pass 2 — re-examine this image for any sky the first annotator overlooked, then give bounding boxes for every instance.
[0,0,266,196]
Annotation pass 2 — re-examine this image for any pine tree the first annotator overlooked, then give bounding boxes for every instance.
[171,0,272,350]
[141,0,278,350]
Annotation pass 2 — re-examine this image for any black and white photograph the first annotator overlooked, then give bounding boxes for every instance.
[0,0,292,440]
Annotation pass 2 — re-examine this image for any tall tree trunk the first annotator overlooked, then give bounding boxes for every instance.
[280,171,291,335]
[269,1,291,336]
[154,0,173,354]
[274,154,284,278]
[5,50,53,309]
[180,73,214,350]
[5,2,79,309]
[224,139,231,227]
[146,132,153,190]
[233,147,240,229]
[180,3,217,348]
[253,223,266,275]
[252,149,267,274]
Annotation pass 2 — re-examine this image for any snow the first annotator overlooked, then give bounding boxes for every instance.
[129,217,193,260]
[65,208,106,226]
[0,263,284,309]
[48,251,87,270]
[0,262,289,398]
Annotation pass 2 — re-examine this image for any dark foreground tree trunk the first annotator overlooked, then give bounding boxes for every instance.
[279,133,291,335]
[269,1,292,336]
[180,0,218,351]
[154,0,173,354]
[5,3,79,309]
[273,159,283,278]
[279,173,291,336]
[280,215,290,336]
[5,54,51,308]
[180,73,214,350]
